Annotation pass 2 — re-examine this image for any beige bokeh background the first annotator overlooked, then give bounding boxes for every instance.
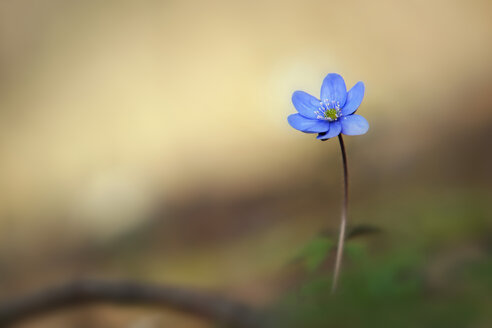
[0,0,491,327]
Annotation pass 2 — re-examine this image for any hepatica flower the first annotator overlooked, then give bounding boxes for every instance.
[287,73,370,294]
[288,73,368,140]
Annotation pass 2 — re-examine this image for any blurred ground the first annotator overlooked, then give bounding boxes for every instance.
[0,0,491,327]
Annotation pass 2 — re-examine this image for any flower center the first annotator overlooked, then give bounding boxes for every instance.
[324,108,338,121]
[315,99,341,121]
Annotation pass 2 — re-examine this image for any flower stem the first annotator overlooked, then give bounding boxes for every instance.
[331,134,349,294]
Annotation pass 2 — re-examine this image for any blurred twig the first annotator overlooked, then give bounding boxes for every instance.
[0,279,261,328]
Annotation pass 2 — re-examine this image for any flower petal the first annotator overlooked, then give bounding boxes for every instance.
[340,115,369,135]
[288,114,330,133]
[317,121,342,140]
[291,91,320,119]
[341,81,365,116]
[320,73,347,107]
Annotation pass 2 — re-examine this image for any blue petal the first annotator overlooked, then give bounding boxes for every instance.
[292,91,320,119]
[288,114,330,133]
[341,82,365,116]
[317,121,342,140]
[320,73,347,107]
[340,115,369,135]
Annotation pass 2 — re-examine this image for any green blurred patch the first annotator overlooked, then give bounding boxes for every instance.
[267,188,492,328]
[271,246,490,328]
[295,236,334,273]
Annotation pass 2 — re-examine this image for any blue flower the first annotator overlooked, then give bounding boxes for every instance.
[287,73,369,140]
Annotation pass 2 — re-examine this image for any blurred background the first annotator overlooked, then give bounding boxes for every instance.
[0,0,491,327]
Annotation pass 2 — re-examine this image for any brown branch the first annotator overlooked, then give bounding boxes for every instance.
[0,279,262,328]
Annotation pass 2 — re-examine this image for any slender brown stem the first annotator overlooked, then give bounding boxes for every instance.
[331,134,349,294]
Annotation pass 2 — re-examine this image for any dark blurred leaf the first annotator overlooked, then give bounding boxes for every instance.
[346,224,382,240]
